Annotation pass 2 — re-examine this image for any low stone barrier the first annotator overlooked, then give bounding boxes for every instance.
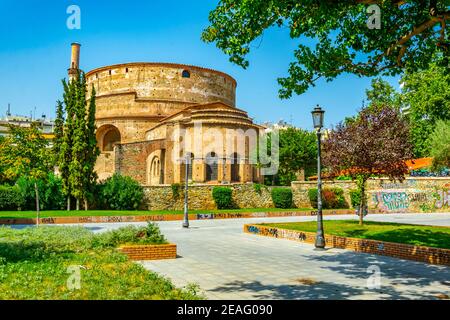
[244,224,450,266]
[0,208,382,225]
[118,243,177,261]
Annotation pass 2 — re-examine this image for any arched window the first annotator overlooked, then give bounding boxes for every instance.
[182,70,190,78]
[205,152,218,182]
[102,127,121,151]
[231,153,240,182]
[151,157,160,179]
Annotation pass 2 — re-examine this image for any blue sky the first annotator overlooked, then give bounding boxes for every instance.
[0,0,400,130]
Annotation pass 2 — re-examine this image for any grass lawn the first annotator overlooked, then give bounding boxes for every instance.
[262,220,450,249]
[0,207,311,219]
[0,224,202,299]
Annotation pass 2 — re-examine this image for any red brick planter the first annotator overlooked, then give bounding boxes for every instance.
[244,224,450,266]
[118,243,177,261]
[0,209,384,225]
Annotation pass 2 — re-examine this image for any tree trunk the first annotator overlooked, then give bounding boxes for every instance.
[84,198,88,211]
[359,181,365,226]
[76,198,80,211]
[67,196,71,211]
[34,182,40,227]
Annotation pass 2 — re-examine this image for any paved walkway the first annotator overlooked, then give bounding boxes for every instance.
[57,213,450,299]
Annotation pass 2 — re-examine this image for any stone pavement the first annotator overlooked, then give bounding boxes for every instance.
[77,213,450,300]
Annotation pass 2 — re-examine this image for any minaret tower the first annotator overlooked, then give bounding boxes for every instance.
[68,43,81,81]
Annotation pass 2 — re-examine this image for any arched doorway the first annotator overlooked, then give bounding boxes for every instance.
[231,153,240,182]
[205,152,218,182]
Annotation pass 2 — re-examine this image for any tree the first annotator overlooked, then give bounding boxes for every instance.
[60,77,77,210]
[322,106,412,225]
[262,127,317,185]
[365,78,401,111]
[52,100,65,166]
[58,72,99,210]
[428,119,450,170]
[69,72,88,211]
[82,86,100,210]
[0,124,51,223]
[202,1,450,98]
[400,59,450,157]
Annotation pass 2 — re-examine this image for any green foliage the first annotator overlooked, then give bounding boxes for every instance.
[271,188,293,209]
[428,120,450,170]
[202,1,449,97]
[335,175,352,181]
[263,220,450,249]
[58,73,100,209]
[171,183,182,199]
[93,222,167,247]
[0,185,24,211]
[0,123,50,184]
[0,226,201,299]
[212,187,233,209]
[100,174,144,210]
[260,127,317,186]
[365,78,401,111]
[308,188,349,209]
[401,60,450,157]
[349,190,362,208]
[253,183,262,194]
[15,173,65,211]
[52,100,64,166]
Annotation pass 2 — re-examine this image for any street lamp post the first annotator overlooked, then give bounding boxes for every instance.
[183,153,190,228]
[312,105,325,249]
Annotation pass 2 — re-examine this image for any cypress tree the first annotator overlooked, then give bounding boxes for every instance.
[83,86,100,210]
[69,72,88,210]
[60,77,77,210]
[52,100,64,165]
[58,71,99,211]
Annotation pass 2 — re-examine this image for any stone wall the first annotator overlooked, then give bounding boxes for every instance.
[143,183,274,211]
[140,178,450,212]
[292,177,450,213]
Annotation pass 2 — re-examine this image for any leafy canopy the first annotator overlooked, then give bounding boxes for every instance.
[323,105,413,181]
[428,119,450,170]
[202,0,450,97]
[400,59,450,157]
[0,123,51,184]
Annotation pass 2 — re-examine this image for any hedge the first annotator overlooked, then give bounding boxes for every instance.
[0,185,24,211]
[308,187,349,209]
[212,187,233,209]
[271,188,293,209]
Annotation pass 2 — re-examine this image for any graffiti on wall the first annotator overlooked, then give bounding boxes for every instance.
[372,190,429,212]
[435,189,450,209]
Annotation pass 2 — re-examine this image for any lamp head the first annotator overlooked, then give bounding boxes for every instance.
[311,105,325,129]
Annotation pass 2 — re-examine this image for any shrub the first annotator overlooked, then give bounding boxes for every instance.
[100,174,144,210]
[253,183,262,194]
[308,187,349,209]
[171,183,181,199]
[271,188,293,208]
[350,189,362,208]
[0,185,24,210]
[93,222,167,247]
[212,187,233,209]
